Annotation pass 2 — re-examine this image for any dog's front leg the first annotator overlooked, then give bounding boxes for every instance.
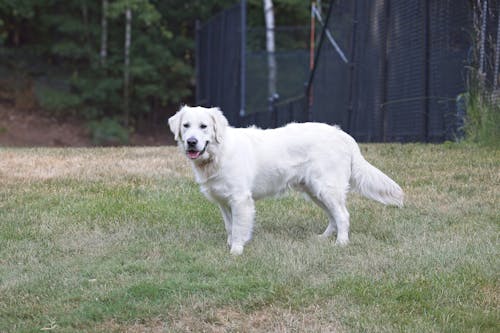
[218,204,232,247]
[229,193,255,255]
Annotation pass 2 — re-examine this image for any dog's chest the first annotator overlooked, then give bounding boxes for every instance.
[199,181,230,203]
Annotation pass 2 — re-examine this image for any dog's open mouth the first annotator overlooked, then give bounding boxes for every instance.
[187,149,201,159]
[186,141,208,160]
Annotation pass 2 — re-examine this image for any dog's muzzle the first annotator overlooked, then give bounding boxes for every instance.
[186,137,208,160]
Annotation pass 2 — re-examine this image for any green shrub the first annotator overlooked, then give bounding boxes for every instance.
[88,118,129,146]
[36,86,81,116]
[464,74,500,147]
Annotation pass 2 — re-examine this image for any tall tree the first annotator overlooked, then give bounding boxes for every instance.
[123,6,132,127]
[108,0,161,126]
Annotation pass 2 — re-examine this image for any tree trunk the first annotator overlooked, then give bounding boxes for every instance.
[100,0,108,67]
[124,7,132,127]
[263,0,277,107]
[493,10,500,90]
[478,0,487,76]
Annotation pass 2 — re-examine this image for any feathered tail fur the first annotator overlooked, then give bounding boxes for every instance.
[350,148,404,207]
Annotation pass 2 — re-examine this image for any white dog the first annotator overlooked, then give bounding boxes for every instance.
[169,105,403,255]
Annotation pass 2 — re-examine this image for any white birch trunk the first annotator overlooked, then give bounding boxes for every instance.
[493,12,500,90]
[263,0,277,103]
[124,7,132,126]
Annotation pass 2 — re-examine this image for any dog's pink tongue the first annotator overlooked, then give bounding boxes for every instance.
[188,151,200,159]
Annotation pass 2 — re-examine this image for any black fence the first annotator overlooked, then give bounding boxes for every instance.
[311,0,473,142]
[196,0,480,142]
[195,4,243,126]
[239,95,308,128]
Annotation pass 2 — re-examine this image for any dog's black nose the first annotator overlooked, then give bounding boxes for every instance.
[187,137,198,147]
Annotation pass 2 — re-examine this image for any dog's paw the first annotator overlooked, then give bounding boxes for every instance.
[230,244,244,255]
[317,233,330,241]
[335,237,349,246]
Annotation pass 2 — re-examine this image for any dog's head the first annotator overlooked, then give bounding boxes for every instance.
[168,106,228,162]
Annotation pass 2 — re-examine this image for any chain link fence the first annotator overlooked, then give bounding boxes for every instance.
[309,0,473,142]
[196,0,484,142]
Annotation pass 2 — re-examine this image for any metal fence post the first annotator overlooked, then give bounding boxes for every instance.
[424,0,430,142]
[240,0,247,121]
[380,0,391,142]
[347,0,359,133]
[195,20,201,105]
[306,0,336,122]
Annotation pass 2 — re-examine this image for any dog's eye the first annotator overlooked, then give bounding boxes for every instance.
[183,123,190,128]
[200,124,207,129]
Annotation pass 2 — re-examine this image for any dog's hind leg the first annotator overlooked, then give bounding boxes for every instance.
[327,198,350,245]
[306,195,337,238]
[306,183,350,245]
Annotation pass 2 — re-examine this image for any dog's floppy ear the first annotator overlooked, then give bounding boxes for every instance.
[209,107,228,144]
[168,107,185,141]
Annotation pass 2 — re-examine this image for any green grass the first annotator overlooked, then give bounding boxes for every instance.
[0,144,498,332]
[464,90,500,147]
[463,69,500,147]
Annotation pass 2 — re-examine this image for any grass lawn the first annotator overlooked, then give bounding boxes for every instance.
[0,144,498,332]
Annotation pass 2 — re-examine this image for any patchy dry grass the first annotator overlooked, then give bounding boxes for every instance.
[0,144,498,332]
[0,147,190,183]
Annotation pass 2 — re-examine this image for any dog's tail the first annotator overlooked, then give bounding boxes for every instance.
[350,146,404,207]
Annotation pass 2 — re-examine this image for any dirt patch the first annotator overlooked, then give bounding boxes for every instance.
[95,318,168,333]
[169,305,343,333]
[0,105,91,147]
[93,305,343,333]
[0,105,174,147]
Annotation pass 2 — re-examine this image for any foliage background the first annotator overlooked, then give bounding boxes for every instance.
[0,0,311,144]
